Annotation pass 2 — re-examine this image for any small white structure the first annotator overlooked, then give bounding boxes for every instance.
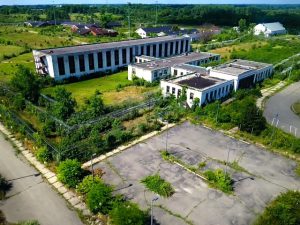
[128,52,220,82]
[161,73,233,107]
[209,59,273,91]
[254,22,286,37]
[136,26,172,38]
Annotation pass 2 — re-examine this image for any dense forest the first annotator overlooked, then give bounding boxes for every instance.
[0,4,300,31]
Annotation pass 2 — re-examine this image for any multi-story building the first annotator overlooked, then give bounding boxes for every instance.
[128,52,220,82]
[33,36,190,81]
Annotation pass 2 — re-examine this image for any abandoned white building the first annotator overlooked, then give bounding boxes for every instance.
[33,36,190,81]
[254,22,286,37]
[128,52,220,82]
[209,59,273,91]
[161,73,234,107]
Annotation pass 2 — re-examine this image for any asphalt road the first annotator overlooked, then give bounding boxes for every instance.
[264,81,300,137]
[0,133,84,225]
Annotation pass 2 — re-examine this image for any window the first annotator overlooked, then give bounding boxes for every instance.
[153,71,158,78]
[68,56,75,74]
[172,87,176,94]
[97,52,103,68]
[114,49,119,66]
[164,69,167,74]
[106,51,111,67]
[174,69,178,76]
[190,92,194,100]
[79,55,85,72]
[218,88,221,95]
[180,40,184,53]
[159,44,162,57]
[180,72,184,76]
[130,48,133,62]
[141,45,145,55]
[146,45,150,56]
[164,43,168,57]
[88,53,94,70]
[122,49,127,64]
[132,68,136,75]
[170,42,174,55]
[166,86,170,93]
[57,57,65,76]
[178,89,181,97]
[185,40,189,52]
[153,44,157,56]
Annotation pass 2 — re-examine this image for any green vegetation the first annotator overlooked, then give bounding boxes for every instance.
[203,169,233,194]
[16,221,40,225]
[76,175,103,195]
[292,101,300,117]
[109,202,148,225]
[141,174,175,197]
[254,191,300,225]
[57,159,85,188]
[295,164,300,177]
[0,174,12,200]
[35,146,52,163]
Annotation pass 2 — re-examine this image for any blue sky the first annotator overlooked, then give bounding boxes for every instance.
[1,0,299,5]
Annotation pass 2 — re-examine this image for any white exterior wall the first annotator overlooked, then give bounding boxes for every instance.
[209,70,239,91]
[136,28,147,38]
[254,24,286,37]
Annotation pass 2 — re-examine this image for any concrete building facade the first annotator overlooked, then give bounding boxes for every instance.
[33,36,190,81]
[254,22,286,37]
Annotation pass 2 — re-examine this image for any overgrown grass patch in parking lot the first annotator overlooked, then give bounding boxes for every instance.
[141,174,174,198]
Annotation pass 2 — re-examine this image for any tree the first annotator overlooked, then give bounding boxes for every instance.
[238,18,247,32]
[57,159,84,188]
[86,90,105,116]
[10,66,40,103]
[254,191,300,225]
[50,87,77,120]
[86,182,114,214]
[109,202,148,225]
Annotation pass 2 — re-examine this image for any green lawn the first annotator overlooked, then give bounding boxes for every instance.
[42,71,159,106]
[0,45,26,62]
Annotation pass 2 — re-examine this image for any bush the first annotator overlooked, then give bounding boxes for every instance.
[0,174,12,199]
[57,159,84,188]
[35,146,52,163]
[86,182,114,214]
[203,169,233,193]
[254,191,300,225]
[76,175,102,195]
[109,202,148,225]
[141,174,174,197]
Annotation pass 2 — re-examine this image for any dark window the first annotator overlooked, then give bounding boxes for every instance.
[170,42,174,55]
[98,52,103,68]
[190,92,194,100]
[218,88,221,95]
[159,43,162,57]
[210,92,213,99]
[130,48,133,62]
[57,57,65,76]
[122,49,126,64]
[174,69,178,76]
[79,55,85,72]
[164,43,168,57]
[114,49,119,66]
[135,46,139,55]
[180,40,184,53]
[146,45,150,56]
[106,51,111,67]
[68,56,75,74]
[153,44,157,57]
[166,86,170,93]
[141,45,145,55]
[185,40,189,52]
[88,53,94,70]
[172,87,176,94]
[178,89,181,97]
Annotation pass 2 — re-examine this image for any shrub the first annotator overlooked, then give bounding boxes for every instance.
[57,159,84,188]
[35,146,52,163]
[254,191,300,225]
[109,202,148,225]
[86,182,114,214]
[0,174,12,199]
[203,169,233,193]
[77,175,102,195]
[141,174,174,197]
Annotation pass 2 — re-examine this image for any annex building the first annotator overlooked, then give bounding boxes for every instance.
[128,52,220,82]
[33,36,190,80]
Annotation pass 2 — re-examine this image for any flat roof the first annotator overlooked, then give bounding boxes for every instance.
[178,76,218,89]
[172,64,207,74]
[133,52,219,70]
[36,36,188,56]
[212,59,272,77]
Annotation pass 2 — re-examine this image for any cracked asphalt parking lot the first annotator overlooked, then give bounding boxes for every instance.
[93,121,300,225]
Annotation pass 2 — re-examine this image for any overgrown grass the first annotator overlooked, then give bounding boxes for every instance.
[141,174,174,198]
[203,169,233,194]
[292,101,300,116]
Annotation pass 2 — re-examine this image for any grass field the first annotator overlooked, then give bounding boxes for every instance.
[42,71,159,106]
[0,45,26,62]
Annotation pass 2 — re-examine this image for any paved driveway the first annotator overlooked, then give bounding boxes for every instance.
[93,122,300,225]
[0,133,83,225]
[264,81,300,137]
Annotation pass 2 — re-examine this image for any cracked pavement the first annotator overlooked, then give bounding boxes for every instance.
[93,122,300,225]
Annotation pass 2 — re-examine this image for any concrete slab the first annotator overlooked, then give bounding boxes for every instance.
[63,191,76,200]
[48,176,58,184]
[58,186,68,194]
[53,181,64,189]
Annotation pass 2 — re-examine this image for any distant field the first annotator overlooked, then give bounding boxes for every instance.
[0,44,26,61]
[42,71,158,106]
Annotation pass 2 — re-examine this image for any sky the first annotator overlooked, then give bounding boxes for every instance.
[1,0,300,5]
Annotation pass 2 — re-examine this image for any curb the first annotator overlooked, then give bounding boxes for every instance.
[82,123,176,168]
[0,123,91,217]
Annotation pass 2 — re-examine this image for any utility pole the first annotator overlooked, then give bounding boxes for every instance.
[53,0,57,26]
[155,1,158,27]
[127,2,131,39]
